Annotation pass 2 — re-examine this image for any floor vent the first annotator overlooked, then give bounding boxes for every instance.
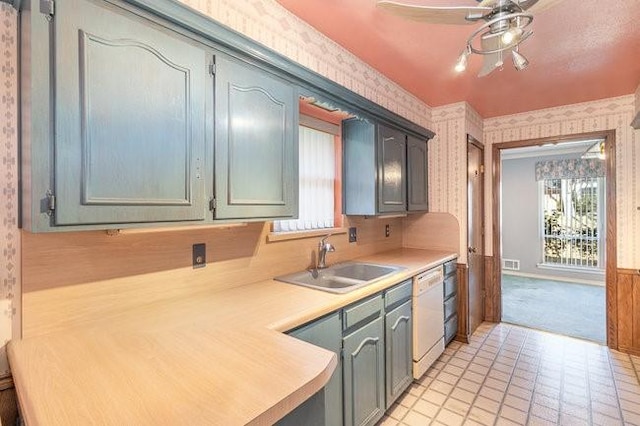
[503,259,520,271]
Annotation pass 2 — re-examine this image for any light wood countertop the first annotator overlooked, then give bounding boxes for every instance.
[8,248,456,426]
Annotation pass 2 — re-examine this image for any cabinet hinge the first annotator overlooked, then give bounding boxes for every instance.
[40,0,54,17]
[45,190,56,215]
[209,198,217,212]
[209,62,216,76]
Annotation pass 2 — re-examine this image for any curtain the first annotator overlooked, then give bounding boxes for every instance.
[535,158,605,181]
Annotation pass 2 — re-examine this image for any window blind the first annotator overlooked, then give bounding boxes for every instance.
[274,126,335,232]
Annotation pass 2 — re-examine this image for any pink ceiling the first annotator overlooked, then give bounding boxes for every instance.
[276,0,640,118]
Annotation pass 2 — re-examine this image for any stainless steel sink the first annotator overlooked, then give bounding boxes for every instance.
[275,262,406,294]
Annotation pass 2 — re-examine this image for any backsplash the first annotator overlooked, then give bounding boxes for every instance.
[22,218,403,337]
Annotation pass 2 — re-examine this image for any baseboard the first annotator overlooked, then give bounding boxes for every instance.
[502,270,604,287]
[455,333,469,344]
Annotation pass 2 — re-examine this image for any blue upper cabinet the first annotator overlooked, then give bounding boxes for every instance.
[53,0,209,226]
[377,124,407,214]
[20,0,300,231]
[213,55,298,220]
[343,119,427,216]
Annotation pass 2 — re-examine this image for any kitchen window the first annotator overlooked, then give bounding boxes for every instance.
[537,157,605,270]
[271,101,345,238]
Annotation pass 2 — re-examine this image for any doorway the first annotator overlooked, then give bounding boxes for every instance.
[499,139,606,342]
[487,131,617,348]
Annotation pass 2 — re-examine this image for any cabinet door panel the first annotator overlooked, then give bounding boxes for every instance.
[55,0,207,225]
[343,317,385,426]
[407,136,428,211]
[377,124,406,213]
[215,56,298,219]
[385,301,412,407]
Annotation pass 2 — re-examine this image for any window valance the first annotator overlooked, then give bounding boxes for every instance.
[535,158,605,181]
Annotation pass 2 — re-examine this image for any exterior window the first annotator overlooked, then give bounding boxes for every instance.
[273,125,336,232]
[540,176,604,268]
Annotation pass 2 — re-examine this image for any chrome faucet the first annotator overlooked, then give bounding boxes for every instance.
[317,234,335,269]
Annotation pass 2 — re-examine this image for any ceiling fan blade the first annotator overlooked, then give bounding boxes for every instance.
[477,0,499,7]
[376,0,491,25]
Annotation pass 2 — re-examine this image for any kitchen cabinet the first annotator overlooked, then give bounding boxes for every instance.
[285,312,343,426]
[286,283,417,426]
[214,55,298,220]
[342,119,428,216]
[343,315,385,426]
[21,0,298,232]
[407,136,429,211]
[23,0,210,229]
[443,260,458,345]
[384,296,412,407]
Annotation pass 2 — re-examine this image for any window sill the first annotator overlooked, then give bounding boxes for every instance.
[267,227,347,243]
[536,263,605,275]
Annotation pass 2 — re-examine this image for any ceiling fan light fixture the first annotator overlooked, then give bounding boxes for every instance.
[454,48,470,73]
[512,49,529,71]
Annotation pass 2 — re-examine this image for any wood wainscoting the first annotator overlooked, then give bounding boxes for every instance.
[456,258,496,343]
[617,268,640,356]
[456,263,470,343]
[484,255,498,323]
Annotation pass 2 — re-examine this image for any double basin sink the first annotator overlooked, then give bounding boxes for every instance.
[275,262,406,294]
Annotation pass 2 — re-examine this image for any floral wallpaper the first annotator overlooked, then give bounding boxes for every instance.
[0,3,18,377]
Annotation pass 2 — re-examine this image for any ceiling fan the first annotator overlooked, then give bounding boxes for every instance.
[377,0,563,76]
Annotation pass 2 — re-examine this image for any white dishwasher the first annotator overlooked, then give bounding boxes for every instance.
[412,266,445,379]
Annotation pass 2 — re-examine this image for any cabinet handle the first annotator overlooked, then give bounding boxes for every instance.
[391,315,410,331]
[351,337,380,357]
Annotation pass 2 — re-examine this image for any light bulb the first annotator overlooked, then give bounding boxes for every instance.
[512,50,529,71]
[501,27,523,45]
[454,49,469,73]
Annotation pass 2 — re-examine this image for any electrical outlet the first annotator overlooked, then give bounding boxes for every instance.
[385,224,390,238]
[348,227,357,243]
[193,243,206,268]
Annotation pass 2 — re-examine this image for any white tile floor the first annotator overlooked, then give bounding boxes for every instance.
[379,323,640,426]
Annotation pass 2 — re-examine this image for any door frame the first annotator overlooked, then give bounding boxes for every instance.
[467,135,485,337]
[490,130,617,348]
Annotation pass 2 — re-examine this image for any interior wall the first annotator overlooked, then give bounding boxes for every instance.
[502,153,605,283]
[0,4,18,378]
[429,102,484,265]
[177,0,432,129]
[484,95,640,269]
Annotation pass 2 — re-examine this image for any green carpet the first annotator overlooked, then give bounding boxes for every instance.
[501,274,605,343]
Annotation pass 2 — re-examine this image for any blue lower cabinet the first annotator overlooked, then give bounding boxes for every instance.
[343,316,386,426]
[284,312,343,426]
[385,300,413,408]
